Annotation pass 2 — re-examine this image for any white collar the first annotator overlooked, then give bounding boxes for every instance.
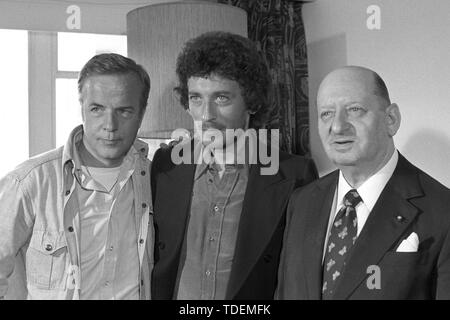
[337,149,399,211]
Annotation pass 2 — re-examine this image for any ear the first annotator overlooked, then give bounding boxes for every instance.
[385,103,401,136]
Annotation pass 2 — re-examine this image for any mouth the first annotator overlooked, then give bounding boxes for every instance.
[330,138,355,150]
[202,122,225,131]
[100,138,121,145]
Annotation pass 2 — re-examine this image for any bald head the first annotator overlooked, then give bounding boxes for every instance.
[318,66,390,109]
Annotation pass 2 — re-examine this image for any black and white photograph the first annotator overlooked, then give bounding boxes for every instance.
[0,0,449,313]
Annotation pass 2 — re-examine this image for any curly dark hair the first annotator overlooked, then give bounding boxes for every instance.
[175,31,272,129]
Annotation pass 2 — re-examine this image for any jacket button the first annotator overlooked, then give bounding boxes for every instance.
[141,171,146,176]
[68,226,74,232]
[142,203,147,209]
[45,244,53,251]
[139,239,144,244]
[263,254,272,263]
[158,242,165,250]
[65,190,70,196]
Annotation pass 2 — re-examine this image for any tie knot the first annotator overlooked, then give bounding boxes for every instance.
[343,189,362,208]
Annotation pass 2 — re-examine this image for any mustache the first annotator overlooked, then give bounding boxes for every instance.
[202,122,225,131]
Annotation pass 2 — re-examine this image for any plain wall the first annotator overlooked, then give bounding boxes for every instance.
[303,0,450,188]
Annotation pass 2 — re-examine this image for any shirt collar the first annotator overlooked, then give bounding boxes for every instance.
[193,133,250,180]
[337,149,399,211]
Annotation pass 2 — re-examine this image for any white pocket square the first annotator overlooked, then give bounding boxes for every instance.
[396,232,419,252]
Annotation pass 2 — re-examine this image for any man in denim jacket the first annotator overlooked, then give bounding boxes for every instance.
[0,53,154,299]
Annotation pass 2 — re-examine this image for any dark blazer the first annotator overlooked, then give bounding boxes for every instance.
[150,145,318,300]
[276,154,450,300]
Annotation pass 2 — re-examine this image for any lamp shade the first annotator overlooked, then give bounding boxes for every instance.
[127,1,247,139]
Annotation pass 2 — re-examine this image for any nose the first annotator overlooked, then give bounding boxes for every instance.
[201,100,216,122]
[330,109,351,134]
[104,110,118,132]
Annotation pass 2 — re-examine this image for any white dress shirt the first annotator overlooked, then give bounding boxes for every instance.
[322,150,399,261]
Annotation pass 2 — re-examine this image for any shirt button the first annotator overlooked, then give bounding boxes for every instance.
[45,244,53,251]
[205,270,211,276]
[209,236,215,242]
[139,239,144,244]
[65,190,70,196]
[213,205,219,212]
[105,281,109,287]
[68,226,74,232]
[109,245,114,251]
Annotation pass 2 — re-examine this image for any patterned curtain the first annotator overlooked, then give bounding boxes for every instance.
[218,0,310,156]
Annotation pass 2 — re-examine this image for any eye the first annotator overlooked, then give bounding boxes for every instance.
[90,105,103,113]
[320,110,334,121]
[189,95,201,101]
[216,94,231,105]
[118,109,134,118]
[188,95,202,106]
[216,95,230,104]
[347,105,366,116]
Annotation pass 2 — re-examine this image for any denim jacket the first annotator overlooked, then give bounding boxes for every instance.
[0,125,154,299]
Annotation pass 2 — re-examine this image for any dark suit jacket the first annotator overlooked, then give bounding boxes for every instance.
[276,154,450,299]
[150,145,318,300]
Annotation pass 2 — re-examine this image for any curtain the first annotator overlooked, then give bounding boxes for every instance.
[218,0,310,156]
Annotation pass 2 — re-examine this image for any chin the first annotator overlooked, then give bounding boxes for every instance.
[328,153,359,167]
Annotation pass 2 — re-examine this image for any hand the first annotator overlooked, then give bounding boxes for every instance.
[159,137,183,149]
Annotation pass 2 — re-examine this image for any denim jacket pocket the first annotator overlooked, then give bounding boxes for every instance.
[26,230,69,290]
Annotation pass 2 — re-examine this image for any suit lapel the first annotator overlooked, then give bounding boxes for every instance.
[333,155,424,299]
[226,162,294,299]
[155,163,196,264]
[302,172,338,299]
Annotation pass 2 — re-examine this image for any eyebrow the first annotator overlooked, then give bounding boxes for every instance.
[319,101,361,108]
[188,90,233,95]
[88,103,136,110]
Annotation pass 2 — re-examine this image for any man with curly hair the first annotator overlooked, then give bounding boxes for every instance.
[151,31,317,300]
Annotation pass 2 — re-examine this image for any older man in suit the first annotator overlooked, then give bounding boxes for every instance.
[276,66,450,300]
[151,31,317,300]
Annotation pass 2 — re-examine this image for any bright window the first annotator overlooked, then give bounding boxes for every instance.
[58,32,127,71]
[0,29,28,178]
[55,32,127,147]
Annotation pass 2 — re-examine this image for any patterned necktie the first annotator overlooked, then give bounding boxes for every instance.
[322,189,362,299]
